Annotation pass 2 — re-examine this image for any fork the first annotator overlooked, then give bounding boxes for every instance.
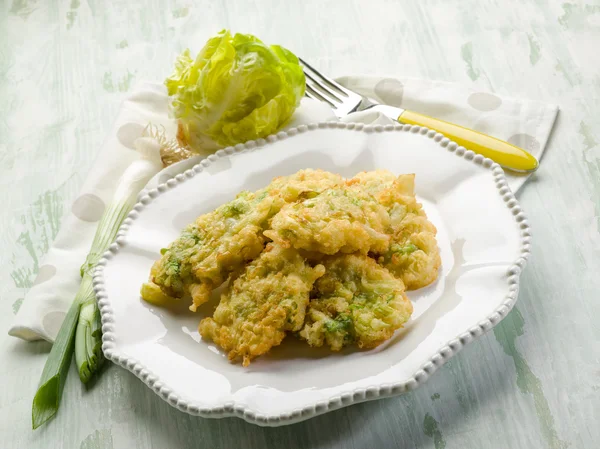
[300,58,538,173]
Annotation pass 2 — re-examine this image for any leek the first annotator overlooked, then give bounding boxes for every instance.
[32,128,166,429]
[75,202,134,383]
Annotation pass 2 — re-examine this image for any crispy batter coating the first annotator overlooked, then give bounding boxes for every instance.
[349,170,441,290]
[265,169,344,203]
[379,215,440,289]
[299,254,413,350]
[199,244,325,366]
[264,187,390,255]
[347,170,397,196]
[142,169,343,311]
[145,190,278,311]
[141,168,437,366]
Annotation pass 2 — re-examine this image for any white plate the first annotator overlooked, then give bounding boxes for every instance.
[95,122,530,426]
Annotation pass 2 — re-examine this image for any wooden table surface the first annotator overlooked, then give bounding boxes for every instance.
[1,1,598,448]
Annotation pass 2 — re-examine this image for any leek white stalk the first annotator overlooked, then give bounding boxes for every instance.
[32,128,165,429]
[75,135,163,381]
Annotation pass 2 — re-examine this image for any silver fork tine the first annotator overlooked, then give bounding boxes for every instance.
[300,58,363,117]
[299,58,358,98]
[304,89,319,102]
[304,71,344,103]
[305,84,336,108]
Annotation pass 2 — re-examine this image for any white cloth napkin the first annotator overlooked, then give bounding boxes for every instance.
[9,78,558,343]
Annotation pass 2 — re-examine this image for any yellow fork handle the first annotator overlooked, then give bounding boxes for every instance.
[398,110,539,172]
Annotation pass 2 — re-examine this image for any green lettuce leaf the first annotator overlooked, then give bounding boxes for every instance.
[165,30,305,151]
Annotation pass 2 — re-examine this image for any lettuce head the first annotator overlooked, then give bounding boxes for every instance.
[165,30,305,153]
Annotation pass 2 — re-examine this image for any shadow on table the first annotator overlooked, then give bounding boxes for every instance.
[6,337,51,356]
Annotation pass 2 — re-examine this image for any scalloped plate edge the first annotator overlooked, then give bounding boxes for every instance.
[93,121,531,427]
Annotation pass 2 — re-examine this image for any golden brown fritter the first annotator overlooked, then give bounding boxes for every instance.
[142,169,343,311]
[144,189,279,311]
[299,254,413,350]
[378,214,440,290]
[347,170,397,196]
[199,244,325,366]
[264,186,390,255]
[141,168,437,366]
[348,170,441,290]
[265,169,344,203]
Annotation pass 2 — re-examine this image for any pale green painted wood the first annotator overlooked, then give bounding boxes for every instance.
[1,1,598,448]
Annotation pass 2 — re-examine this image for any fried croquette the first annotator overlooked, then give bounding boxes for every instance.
[142,169,344,311]
[300,254,413,350]
[199,244,325,366]
[145,190,279,311]
[265,169,344,203]
[264,187,390,255]
[349,170,441,290]
[141,168,440,365]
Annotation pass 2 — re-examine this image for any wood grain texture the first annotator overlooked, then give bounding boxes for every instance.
[0,0,598,448]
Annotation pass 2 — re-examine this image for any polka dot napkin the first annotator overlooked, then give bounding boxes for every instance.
[9,79,558,343]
